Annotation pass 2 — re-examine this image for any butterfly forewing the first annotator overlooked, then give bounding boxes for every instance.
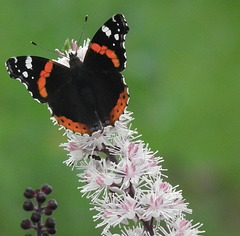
[6,56,51,103]
[5,56,71,104]
[84,14,129,72]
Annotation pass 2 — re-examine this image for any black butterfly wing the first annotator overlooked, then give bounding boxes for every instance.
[5,56,103,134]
[5,56,71,104]
[84,14,129,72]
[83,14,130,125]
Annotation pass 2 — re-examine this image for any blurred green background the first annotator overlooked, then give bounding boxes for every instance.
[1,1,239,235]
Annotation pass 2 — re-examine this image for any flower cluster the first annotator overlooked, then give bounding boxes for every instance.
[54,40,204,235]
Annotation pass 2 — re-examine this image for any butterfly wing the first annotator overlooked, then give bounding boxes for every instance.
[5,55,106,134]
[84,14,129,72]
[5,56,71,103]
[83,14,130,125]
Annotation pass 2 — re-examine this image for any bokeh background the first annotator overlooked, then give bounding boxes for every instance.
[1,1,239,235]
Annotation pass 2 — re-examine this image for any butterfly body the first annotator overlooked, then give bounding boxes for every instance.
[5,14,129,134]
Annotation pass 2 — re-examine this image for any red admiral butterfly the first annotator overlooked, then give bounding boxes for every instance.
[5,14,129,135]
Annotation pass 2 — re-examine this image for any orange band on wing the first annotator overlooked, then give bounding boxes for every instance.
[91,43,120,68]
[110,87,129,124]
[54,115,92,135]
[37,61,54,98]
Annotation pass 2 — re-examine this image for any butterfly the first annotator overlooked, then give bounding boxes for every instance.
[5,14,129,135]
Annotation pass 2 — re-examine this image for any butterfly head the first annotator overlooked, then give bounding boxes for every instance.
[69,52,83,69]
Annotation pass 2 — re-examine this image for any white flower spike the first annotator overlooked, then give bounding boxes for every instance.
[54,16,204,236]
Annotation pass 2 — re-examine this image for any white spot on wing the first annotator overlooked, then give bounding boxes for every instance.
[34,98,41,103]
[25,56,33,70]
[114,34,119,40]
[47,105,53,114]
[102,25,111,37]
[23,71,28,78]
[16,78,22,83]
[124,60,127,69]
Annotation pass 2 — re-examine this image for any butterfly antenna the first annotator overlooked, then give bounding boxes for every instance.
[31,41,65,57]
[77,15,89,49]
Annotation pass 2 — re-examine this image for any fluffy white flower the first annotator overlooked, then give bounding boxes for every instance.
[159,217,205,236]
